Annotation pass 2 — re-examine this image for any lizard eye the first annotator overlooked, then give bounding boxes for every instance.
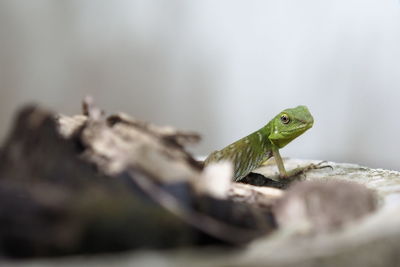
[280,114,290,124]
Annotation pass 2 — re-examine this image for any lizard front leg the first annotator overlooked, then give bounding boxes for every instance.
[271,146,289,178]
[271,147,331,180]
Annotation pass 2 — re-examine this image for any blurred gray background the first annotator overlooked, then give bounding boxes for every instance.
[0,0,399,170]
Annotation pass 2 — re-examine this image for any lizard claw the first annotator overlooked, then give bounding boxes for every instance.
[298,161,333,174]
[281,161,333,180]
[310,161,333,171]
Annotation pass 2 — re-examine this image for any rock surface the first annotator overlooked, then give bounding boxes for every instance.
[7,159,400,267]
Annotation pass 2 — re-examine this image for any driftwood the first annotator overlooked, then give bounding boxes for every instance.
[0,102,278,258]
[9,160,394,267]
[0,100,384,267]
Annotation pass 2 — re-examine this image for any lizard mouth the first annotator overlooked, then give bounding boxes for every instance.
[298,117,314,126]
[282,123,313,136]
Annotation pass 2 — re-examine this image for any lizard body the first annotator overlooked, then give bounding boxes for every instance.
[204,105,314,181]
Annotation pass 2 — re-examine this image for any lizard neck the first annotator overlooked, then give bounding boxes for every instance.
[256,122,273,150]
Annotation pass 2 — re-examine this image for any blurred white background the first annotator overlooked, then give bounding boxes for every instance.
[0,0,399,170]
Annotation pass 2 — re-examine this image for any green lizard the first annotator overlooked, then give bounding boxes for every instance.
[204,105,317,181]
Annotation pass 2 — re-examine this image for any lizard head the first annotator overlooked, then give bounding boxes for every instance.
[268,105,314,148]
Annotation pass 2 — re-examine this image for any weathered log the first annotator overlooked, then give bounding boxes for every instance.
[0,103,276,258]
[8,160,395,267]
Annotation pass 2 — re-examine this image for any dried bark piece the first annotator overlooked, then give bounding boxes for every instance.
[0,106,196,257]
[0,104,277,258]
